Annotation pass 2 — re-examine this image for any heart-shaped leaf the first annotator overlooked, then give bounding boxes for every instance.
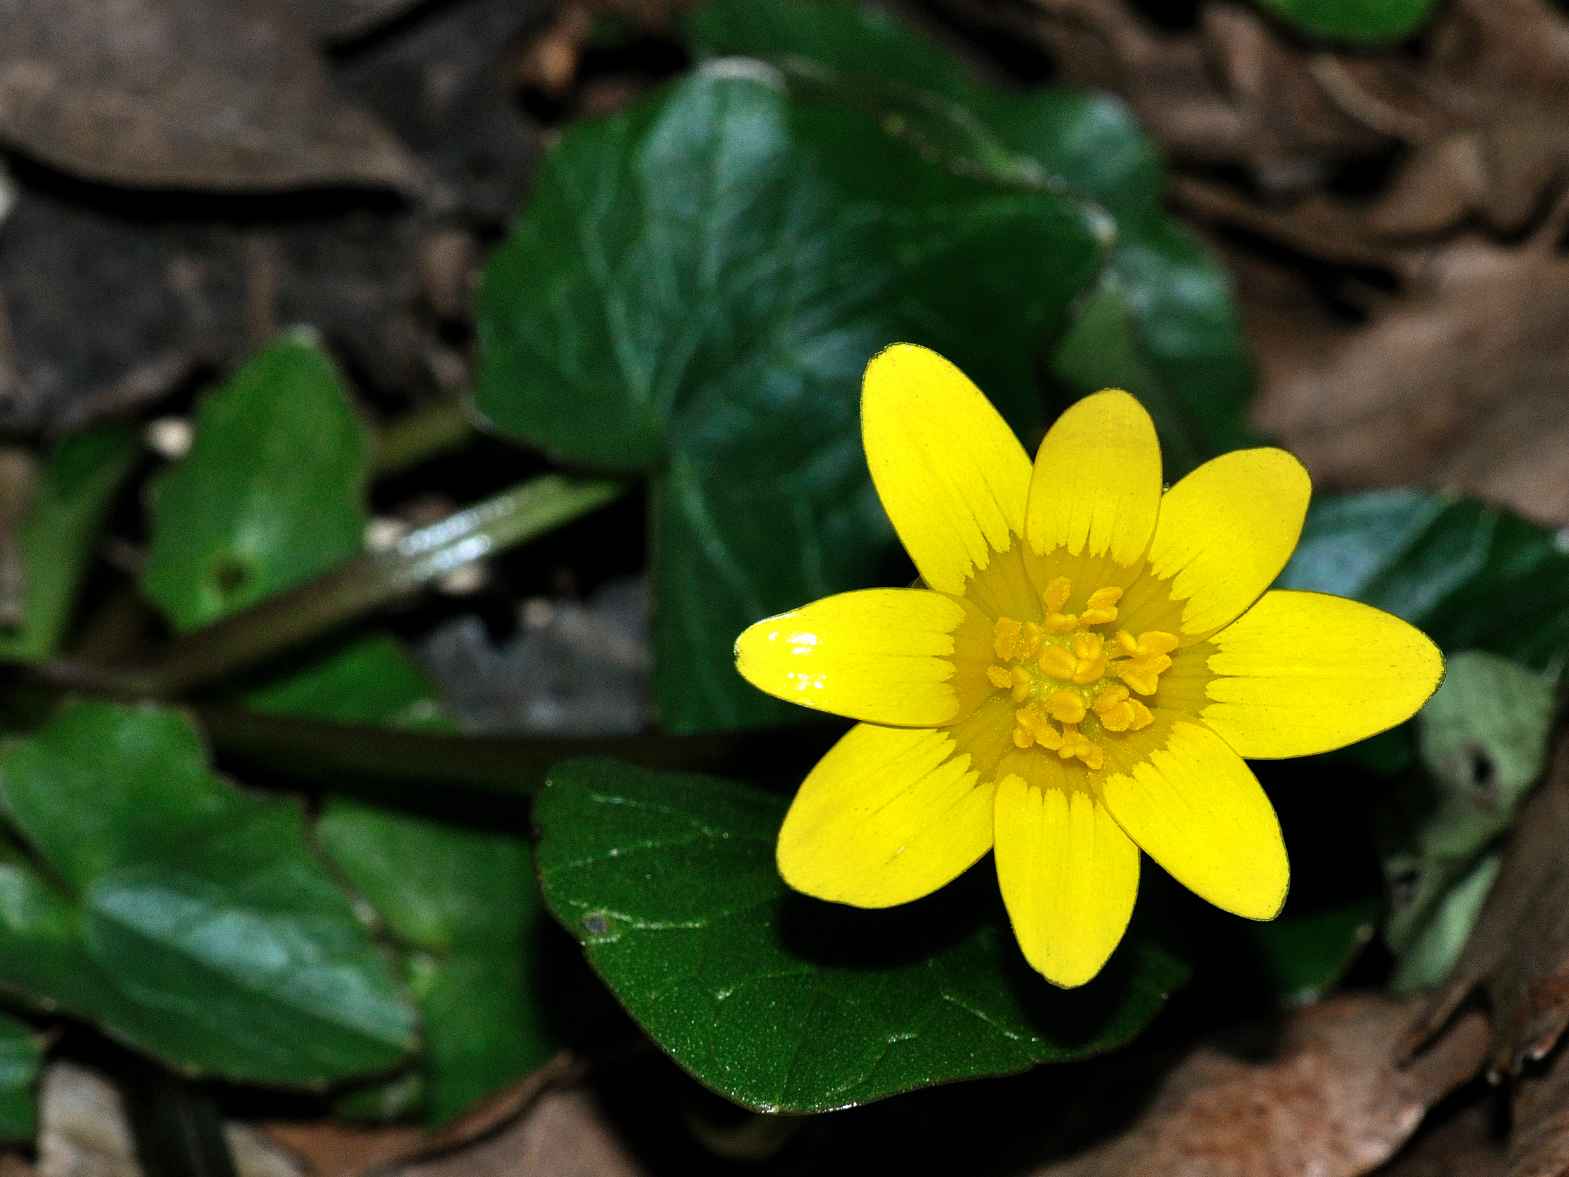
[0,702,416,1086]
[475,71,1104,732]
[534,758,1188,1113]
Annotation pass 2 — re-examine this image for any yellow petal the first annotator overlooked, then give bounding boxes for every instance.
[1202,590,1445,758]
[994,775,1139,988]
[735,589,974,726]
[777,724,993,908]
[1024,390,1161,566]
[1144,448,1310,637]
[862,344,1030,595]
[1099,721,1287,920]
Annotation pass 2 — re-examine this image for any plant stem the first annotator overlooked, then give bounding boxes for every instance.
[137,475,624,696]
[197,706,829,802]
[373,397,476,476]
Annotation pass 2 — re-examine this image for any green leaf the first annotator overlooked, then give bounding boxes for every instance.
[317,802,555,1124]
[0,1010,40,1143]
[0,702,416,1086]
[534,759,1188,1114]
[0,427,138,661]
[1281,490,1569,667]
[1250,0,1443,44]
[1244,898,1378,1004]
[142,334,370,631]
[1380,652,1554,991]
[243,635,448,730]
[689,0,1256,478]
[475,71,1104,731]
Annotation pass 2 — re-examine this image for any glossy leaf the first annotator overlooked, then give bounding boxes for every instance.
[317,801,554,1124]
[243,634,447,729]
[475,71,1104,731]
[1251,0,1443,43]
[0,702,416,1086]
[1280,490,1569,667]
[0,1011,40,1143]
[0,427,137,661]
[534,759,1189,1114]
[142,333,369,631]
[690,0,1256,478]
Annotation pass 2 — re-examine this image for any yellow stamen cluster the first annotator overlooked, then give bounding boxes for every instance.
[985,576,1178,770]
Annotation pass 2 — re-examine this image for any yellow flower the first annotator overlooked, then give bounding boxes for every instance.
[733,344,1443,988]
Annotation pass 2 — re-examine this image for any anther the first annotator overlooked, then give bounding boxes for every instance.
[993,617,1022,661]
[1042,576,1072,614]
[986,665,1013,690]
[1038,645,1076,680]
[1047,689,1086,725]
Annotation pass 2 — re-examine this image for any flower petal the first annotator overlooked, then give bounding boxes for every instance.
[1099,721,1288,920]
[994,775,1139,988]
[1144,448,1310,637]
[862,344,1030,595]
[1024,390,1161,566]
[778,723,993,908]
[735,589,981,726]
[1201,590,1445,758]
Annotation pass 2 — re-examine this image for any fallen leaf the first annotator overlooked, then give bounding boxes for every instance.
[297,0,428,42]
[1032,995,1488,1177]
[1405,730,1569,1079]
[37,1061,301,1177]
[1371,1094,1504,1177]
[1247,229,1569,528]
[417,577,649,734]
[381,1083,652,1177]
[262,1054,579,1177]
[0,0,423,193]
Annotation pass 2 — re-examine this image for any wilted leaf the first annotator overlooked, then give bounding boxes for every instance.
[475,70,1104,731]
[418,578,649,735]
[534,759,1188,1114]
[0,0,422,192]
[1033,996,1488,1177]
[0,427,137,661]
[1252,237,1569,529]
[316,802,555,1124]
[0,1011,39,1144]
[1404,728,1569,1079]
[37,1060,305,1177]
[0,702,417,1086]
[142,334,369,631]
[383,1084,650,1177]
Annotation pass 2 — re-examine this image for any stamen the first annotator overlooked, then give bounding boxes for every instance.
[1046,689,1086,725]
[984,605,1175,771]
[1038,645,1076,680]
[993,617,1022,661]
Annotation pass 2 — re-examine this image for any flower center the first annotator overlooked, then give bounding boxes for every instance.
[984,576,1178,771]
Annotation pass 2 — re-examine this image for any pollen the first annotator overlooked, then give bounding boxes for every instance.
[987,577,1173,769]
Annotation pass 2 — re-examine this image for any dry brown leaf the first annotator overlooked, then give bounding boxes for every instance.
[0,0,424,193]
[1406,732,1569,1081]
[1246,233,1569,527]
[36,1061,302,1177]
[1511,1044,1569,1177]
[380,1085,652,1177]
[295,0,430,43]
[1031,995,1488,1177]
[262,1053,579,1177]
[1372,1095,1504,1177]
